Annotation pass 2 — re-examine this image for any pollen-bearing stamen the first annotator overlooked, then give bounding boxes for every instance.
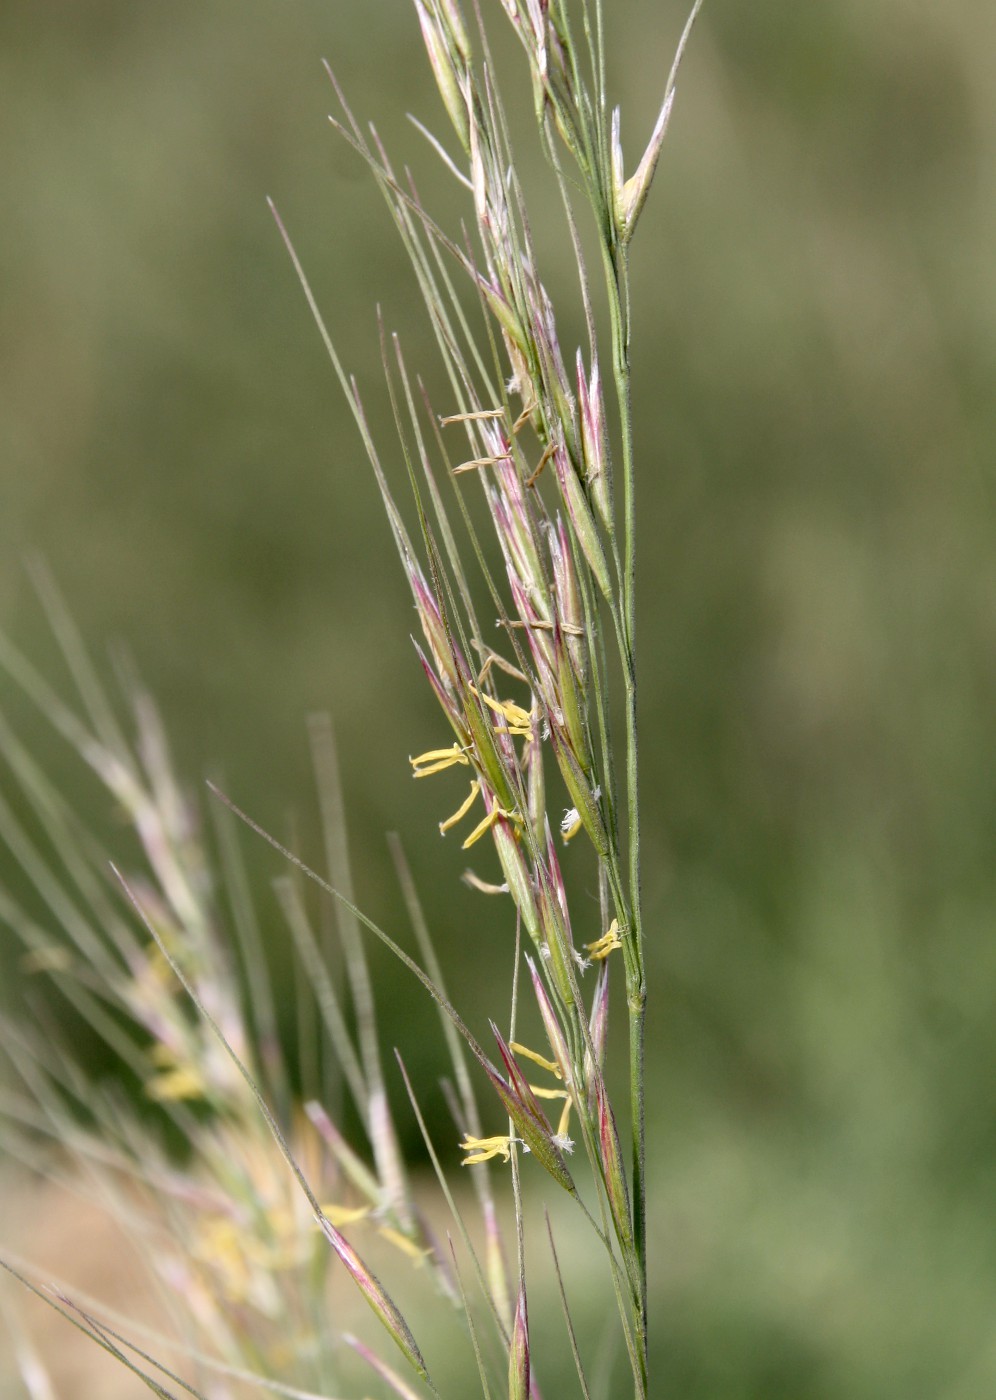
[461,800,522,850]
[410,744,471,778]
[585,918,624,961]
[508,1039,576,1147]
[439,780,480,835]
[469,684,534,740]
[509,1041,562,1080]
[459,1133,518,1166]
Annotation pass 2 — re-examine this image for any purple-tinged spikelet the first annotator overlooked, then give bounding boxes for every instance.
[508,1281,530,1400]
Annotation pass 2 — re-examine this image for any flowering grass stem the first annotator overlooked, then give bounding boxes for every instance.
[0,3,703,1395]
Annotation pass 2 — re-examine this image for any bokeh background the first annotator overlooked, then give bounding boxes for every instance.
[2,0,995,1396]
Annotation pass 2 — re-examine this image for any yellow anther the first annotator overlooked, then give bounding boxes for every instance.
[410,744,471,778]
[510,1041,562,1079]
[439,781,479,835]
[470,685,533,731]
[459,1133,515,1166]
[585,919,623,960]
[461,803,521,850]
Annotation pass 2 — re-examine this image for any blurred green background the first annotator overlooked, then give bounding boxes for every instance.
[2,0,995,1395]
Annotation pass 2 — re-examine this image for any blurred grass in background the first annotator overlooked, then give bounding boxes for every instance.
[1,0,994,1395]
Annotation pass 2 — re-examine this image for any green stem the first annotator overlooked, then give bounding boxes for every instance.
[603,236,647,1385]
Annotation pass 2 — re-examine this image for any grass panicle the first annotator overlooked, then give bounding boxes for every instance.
[1,2,700,1395]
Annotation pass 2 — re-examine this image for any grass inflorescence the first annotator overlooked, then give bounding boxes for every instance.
[0,3,700,1396]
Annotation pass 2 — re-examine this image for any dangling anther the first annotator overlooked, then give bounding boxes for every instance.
[452,452,513,475]
[439,408,506,426]
[525,442,556,488]
[512,399,539,435]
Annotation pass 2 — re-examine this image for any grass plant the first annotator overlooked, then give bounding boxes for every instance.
[0,2,701,1395]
